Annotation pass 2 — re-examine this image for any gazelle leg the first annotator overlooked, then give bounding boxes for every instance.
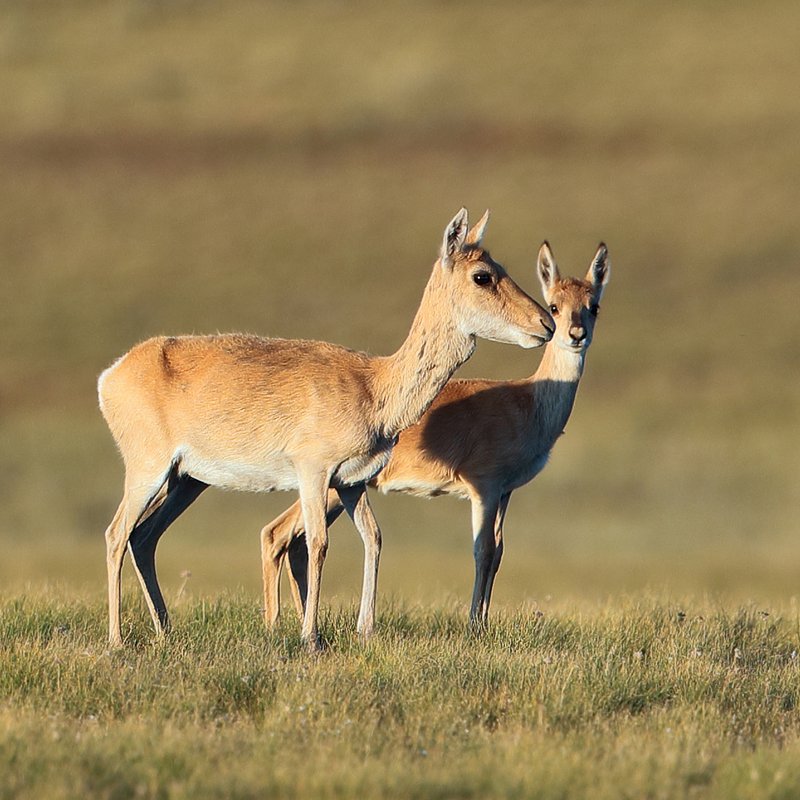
[286,492,345,619]
[105,492,134,648]
[297,469,333,650]
[337,484,382,640]
[104,477,166,647]
[260,501,305,627]
[469,491,501,628]
[286,532,308,619]
[262,492,345,627]
[128,472,208,636]
[481,492,511,625]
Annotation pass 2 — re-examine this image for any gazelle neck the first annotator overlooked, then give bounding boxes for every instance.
[526,341,586,445]
[532,339,586,384]
[375,266,475,438]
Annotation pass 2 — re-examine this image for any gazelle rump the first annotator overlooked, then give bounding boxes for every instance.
[98,209,554,648]
[263,242,609,627]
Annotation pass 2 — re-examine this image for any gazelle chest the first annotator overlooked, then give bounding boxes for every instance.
[500,451,551,494]
[333,433,397,487]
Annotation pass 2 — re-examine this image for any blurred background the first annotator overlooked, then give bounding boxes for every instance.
[1,0,798,615]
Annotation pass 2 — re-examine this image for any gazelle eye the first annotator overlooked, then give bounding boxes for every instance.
[549,304,559,315]
[473,271,492,286]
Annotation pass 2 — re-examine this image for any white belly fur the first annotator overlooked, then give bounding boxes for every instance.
[178,437,395,493]
[180,448,299,492]
[377,476,470,500]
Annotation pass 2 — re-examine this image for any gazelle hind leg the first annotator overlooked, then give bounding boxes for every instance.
[105,494,132,648]
[260,502,305,627]
[128,472,208,637]
[286,532,308,620]
[104,476,168,647]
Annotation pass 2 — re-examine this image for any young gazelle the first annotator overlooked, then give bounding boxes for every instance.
[262,242,609,626]
[98,209,554,648]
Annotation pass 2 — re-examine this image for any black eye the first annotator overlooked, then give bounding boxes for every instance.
[473,271,492,286]
[549,304,559,315]
[590,304,600,317]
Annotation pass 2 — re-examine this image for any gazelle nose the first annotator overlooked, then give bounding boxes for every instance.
[569,325,586,343]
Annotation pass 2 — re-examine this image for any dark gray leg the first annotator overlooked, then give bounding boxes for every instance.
[128,470,208,635]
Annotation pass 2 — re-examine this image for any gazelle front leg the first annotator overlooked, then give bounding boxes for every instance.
[468,490,501,628]
[263,493,346,627]
[337,484,382,640]
[296,468,333,651]
[481,491,511,625]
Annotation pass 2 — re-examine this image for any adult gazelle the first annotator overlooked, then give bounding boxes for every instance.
[98,209,554,649]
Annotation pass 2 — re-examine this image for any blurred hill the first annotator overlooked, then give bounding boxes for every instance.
[1,0,798,610]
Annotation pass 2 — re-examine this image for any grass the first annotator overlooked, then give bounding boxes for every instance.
[4,592,800,798]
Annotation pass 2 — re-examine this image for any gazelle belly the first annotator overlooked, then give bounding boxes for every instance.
[179,447,299,493]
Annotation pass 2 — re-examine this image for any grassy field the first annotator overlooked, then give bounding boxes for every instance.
[4,593,800,799]
[1,0,800,796]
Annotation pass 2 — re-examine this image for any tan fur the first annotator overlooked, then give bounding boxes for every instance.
[98,209,554,648]
[262,242,609,627]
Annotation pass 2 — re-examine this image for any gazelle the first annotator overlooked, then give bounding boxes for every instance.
[98,209,554,648]
[262,241,609,627]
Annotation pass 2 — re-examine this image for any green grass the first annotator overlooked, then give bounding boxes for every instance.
[3,593,800,799]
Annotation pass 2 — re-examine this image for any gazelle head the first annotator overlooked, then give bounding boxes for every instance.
[536,242,610,354]
[438,209,554,349]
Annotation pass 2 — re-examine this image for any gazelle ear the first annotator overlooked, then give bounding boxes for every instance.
[465,209,490,246]
[440,208,469,269]
[585,243,610,299]
[537,241,560,296]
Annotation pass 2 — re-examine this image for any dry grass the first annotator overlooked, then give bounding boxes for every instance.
[4,593,800,799]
